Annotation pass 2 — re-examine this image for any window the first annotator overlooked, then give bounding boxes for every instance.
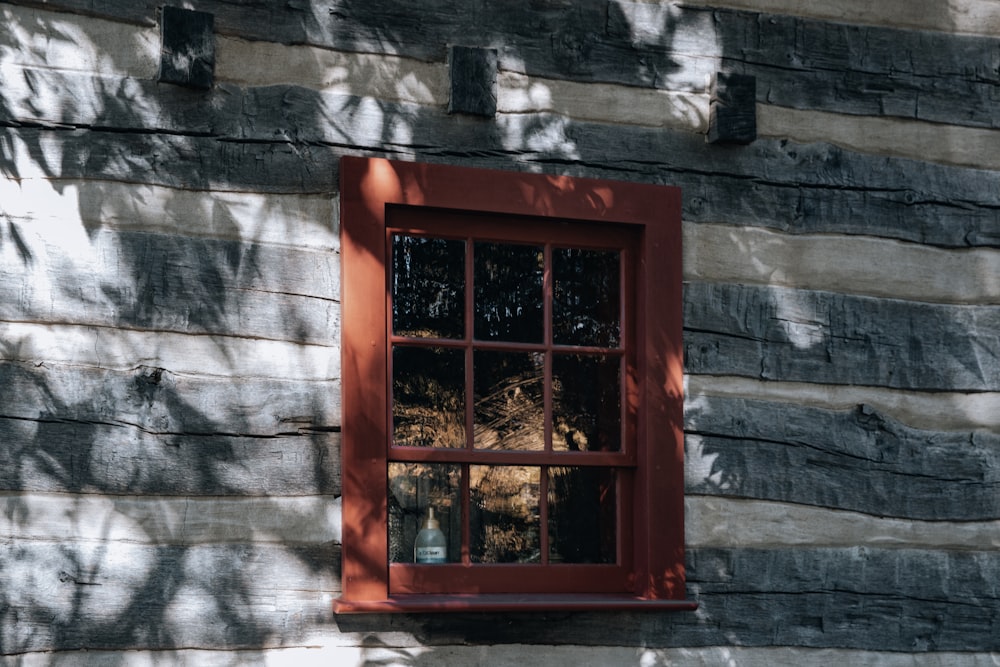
[335,157,691,612]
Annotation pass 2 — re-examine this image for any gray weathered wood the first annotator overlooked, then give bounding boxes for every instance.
[5,95,999,249]
[685,395,1000,521]
[448,46,497,117]
[0,228,339,345]
[0,361,340,496]
[12,0,1000,129]
[0,541,339,654]
[4,541,998,654]
[684,282,1000,391]
[157,6,215,89]
[707,72,756,144]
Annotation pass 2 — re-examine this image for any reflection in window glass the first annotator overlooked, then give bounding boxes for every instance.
[548,467,616,563]
[553,248,620,347]
[388,462,461,563]
[474,242,543,343]
[473,351,544,451]
[552,354,621,452]
[392,235,465,338]
[393,346,465,448]
[470,465,540,563]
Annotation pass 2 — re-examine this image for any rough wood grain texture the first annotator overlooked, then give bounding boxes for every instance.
[707,72,756,144]
[9,0,1000,129]
[0,226,339,345]
[685,395,1000,520]
[715,9,1000,128]
[0,417,339,496]
[686,496,1000,550]
[0,321,337,382]
[5,105,1000,250]
[2,493,340,545]
[684,282,1000,391]
[157,6,215,89]
[0,179,338,250]
[688,375,1000,434]
[684,223,1000,305]
[0,360,339,436]
[11,648,1000,667]
[0,541,339,654]
[680,0,1000,37]
[4,541,998,654]
[448,46,497,117]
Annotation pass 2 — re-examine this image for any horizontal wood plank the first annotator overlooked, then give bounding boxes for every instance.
[0,226,339,344]
[10,646,1000,667]
[4,540,998,653]
[0,321,337,380]
[686,496,1000,550]
[688,375,1000,434]
[684,282,1000,391]
[9,1,1000,129]
[685,395,1000,520]
[2,493,340,545]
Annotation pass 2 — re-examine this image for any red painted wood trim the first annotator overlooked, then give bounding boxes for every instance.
[337,156,690,612]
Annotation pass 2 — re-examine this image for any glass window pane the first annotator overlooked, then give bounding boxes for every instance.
[552,354,621,452]
[553,248,620,347]
[388,463,461,563]
[392,235,465,338]
[470,465,540,563]
[393,346,465,448]
[474,242,543,343]
[473,350,544,451]
[548,467,616,564]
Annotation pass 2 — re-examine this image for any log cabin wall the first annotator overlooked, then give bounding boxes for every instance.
[1,0,998,663]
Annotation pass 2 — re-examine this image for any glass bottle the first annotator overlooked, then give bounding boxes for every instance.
[414,507,447,563]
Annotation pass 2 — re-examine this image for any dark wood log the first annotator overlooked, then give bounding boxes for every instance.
[684,282,1000,391]
[5,91,999,248]
[0,541,339,654]
[685,395,1000,520]
[336,547,1000,652]
[0,361,340,495]
[448,46,497,117]
[4,540,997,653]
[157,6,215,89]
[12,0,1000,129]
[0,229,338,344]
[707,72,756,144]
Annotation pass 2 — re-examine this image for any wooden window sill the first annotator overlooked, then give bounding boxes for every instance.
[334,594,698,614]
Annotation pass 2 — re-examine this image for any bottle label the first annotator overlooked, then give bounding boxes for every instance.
[415,546,447,563]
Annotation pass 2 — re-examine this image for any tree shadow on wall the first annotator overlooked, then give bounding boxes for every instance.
[0,0,719,662]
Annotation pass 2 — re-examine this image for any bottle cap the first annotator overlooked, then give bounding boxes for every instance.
[422,507,440,530]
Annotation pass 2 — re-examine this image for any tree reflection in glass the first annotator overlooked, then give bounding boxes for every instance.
[553,247,620,347]
[473,351,544,451]
[474,242,543,343]
[548,467,616,563]
[470,465,540,563]
[393,346,465,448]
[392,235,465,339]
[552,354,621,452]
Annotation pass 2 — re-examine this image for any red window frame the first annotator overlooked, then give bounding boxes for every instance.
[335,156,692,613]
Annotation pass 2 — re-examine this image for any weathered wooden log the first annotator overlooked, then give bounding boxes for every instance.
[9,0,999,129]
[0,228,339,345]
[684,282,1000,391]
[4,541,998,653]
[4,115,999,249]
[685,395,1000,520]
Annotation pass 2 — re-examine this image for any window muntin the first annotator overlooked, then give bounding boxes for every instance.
[336,156,690,612]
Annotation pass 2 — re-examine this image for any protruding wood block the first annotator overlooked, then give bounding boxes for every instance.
[708,72,756,144]
[448,46,498,117]
[158,6,215,89]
